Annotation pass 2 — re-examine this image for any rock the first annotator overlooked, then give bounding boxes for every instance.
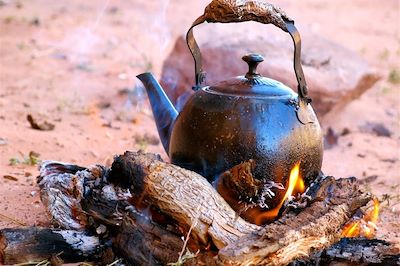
[359,122,392,137]
[27,114,55,131]
[159,23,381,117]
[324,127,339,150]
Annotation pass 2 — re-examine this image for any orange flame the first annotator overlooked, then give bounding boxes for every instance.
[254,162,304,224]
[342,198,380,238]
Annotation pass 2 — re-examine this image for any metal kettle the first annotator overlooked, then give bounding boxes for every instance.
[136,0,323,186]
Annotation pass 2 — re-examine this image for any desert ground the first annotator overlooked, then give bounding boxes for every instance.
[0,0,399,249]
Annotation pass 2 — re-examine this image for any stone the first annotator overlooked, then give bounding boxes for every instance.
[159,23,381,118]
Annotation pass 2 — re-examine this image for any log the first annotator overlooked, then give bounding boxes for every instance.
[109,151,261,249]
[0,228,104,265]
[81,185,185,265]
[37,161,92,230]
[38,160,185,265]
[215,159,285,225]
[305,238,400,265]
[217,176,372,265]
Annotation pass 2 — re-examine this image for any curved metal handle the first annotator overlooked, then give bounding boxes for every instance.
[186,0,310,101]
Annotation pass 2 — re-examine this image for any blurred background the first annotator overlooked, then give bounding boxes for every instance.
[0,0,399,244]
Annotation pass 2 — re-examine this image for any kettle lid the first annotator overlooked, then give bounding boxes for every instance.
[205,53,296,98]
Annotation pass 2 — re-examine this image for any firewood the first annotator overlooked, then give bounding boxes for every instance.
[82,186,185,265]
[37,161,90,230]
[108,151,261,249]
[107,152,378,265]
[217,176,373,265]
[306,238,400,265]
[0,228,105,265]
[38,160,185,265]
[215,159,285,225]
[35,151,384,266]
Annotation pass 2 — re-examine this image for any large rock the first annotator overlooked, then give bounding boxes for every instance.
[159,23,381,117]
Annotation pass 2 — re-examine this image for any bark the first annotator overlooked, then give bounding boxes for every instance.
[215,159,285,225]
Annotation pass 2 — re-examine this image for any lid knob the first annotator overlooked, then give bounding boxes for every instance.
[242,53,264,79]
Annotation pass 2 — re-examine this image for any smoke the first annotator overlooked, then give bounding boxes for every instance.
[55,0,111,65]
[149,0,171,52]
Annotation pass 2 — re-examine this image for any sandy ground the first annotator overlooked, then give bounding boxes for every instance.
[0,0,399,249]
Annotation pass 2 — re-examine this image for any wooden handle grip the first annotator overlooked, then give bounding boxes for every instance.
[201,0,293,31]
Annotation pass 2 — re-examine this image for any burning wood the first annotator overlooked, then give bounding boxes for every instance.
[216,160,305,225]
[253,161,305,224]
[108,151,260,249]
[315,238,400,265]
[341,198,380,238]
[1,151,398,265]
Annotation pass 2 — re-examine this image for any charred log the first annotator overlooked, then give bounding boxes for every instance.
[215,159,286,225]
[81,187,184,265]
[303,238,400,266]
[38,160,185,265]
[0,228,105,265]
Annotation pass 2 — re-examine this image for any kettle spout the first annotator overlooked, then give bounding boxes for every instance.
[136,72,178,154]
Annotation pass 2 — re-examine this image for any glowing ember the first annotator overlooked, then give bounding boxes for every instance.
[254,162,304,224]
[341,198,380,238]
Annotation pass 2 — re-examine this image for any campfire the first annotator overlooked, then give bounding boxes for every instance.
[0,0,398,265]
[1,152,398,265]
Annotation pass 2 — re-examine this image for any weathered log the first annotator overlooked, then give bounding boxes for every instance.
[0,228,104,265]
[38,160,185,265]
[109,151,261,249]
[37,161,93,230]
[82,186,185,265]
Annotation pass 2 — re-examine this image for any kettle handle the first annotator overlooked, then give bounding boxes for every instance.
[186,0,310,101]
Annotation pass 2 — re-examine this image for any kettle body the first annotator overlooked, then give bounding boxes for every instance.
[168,75,323,185]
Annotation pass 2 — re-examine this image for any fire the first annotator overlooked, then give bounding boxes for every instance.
[254,162,304,224]
[341,198,380,238]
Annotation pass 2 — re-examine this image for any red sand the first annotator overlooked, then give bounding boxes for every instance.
[0,0,399,247]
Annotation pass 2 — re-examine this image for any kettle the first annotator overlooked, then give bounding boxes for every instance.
[137,0,323,187]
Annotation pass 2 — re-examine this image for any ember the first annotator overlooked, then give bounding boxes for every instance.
[342,198,380,238]
[254,162,305,224]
